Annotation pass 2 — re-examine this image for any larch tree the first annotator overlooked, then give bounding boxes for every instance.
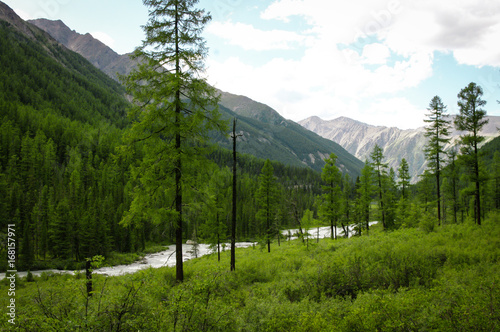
[341,173,352,237]
[201,167,230,262]
[356,161,373,233]
[320,153,342,239]
[398,158,410,199]
[424,96,451,225]
[121,0,225,282]
[454,82,488,225]
[255,159,279,253]
[397,158,411,224]
[384,167,397,229]
[492,151,500,210]
[301,209,314,249]
[443,148,459,224]
[370,144,388,230]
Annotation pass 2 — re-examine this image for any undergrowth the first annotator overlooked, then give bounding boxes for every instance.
[2,215,499,331]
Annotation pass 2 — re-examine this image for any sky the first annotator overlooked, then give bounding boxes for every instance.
[7,0,500,129]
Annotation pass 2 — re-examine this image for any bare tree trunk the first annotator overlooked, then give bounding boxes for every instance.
[86,260,92,297]
[174,3,183,282]
[231,118,237,271]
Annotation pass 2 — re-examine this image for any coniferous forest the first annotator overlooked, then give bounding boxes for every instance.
[0,0,499,331]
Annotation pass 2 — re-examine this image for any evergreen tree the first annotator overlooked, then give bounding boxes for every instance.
[398,158,411,199]
[255,159,279,252]
[230,118,241,271]
[320,153,342,239]
[121,0,225,282]
[384,167,397,229]
[454,82,488,225]
[341,173,352,237]
[370,145,388,229]
[397,158,411,225]
[201,167,230,262]
[356,161,373,233]
[424,96,451,225]
[443,148,460,223]
[492,151,500,210]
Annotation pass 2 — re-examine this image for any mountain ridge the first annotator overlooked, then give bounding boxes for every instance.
[29,18,138,81]
[300,115,500,182]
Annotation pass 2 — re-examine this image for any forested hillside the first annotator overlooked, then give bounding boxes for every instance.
[0,16,132,269]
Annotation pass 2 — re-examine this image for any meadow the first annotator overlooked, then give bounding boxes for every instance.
[2,214,499,331]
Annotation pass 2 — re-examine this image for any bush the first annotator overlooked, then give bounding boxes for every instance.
[2,221,499,331]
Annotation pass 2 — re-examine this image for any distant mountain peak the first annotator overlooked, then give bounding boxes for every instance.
[218,90,286,126]
[300,115,500,182]
[0,1,42,39]
[29,18,137,80]
[0,1,20,24]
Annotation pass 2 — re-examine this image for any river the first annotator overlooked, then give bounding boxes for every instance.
[1,222,377,279]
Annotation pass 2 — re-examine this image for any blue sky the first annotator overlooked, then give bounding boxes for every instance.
[8,0,500,129]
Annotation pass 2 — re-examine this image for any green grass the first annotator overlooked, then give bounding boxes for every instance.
[2,214,499,331]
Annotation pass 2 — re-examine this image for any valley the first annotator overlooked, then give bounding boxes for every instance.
[0,1,499,330]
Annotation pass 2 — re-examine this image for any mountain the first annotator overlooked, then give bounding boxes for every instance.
[29,18,137,80]
[29,17,364,176]
[300,115,500,182]
[0,3,128,128]
[214,93,364,175]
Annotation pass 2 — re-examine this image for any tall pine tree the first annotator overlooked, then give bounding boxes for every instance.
[370,145,388,230]
[454,82,488,225]
[122,0,226,282]
[255,159,279,252]
[424,96,451,225]
[320,153,342,239]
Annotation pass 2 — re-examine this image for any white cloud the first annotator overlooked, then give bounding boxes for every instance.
[363,98,426,129]
[361,43,391,64]
[14,8,34,20]
[262,0,500,65]
[205,0,500,129]
[206,21,306,51]
[386,0,500,64]
[90,31,115,48]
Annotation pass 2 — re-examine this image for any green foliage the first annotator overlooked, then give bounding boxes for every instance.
[370,144,390,229]
[454,82,489,225]
[319,153,343,239]
[0,19,134,271]
[4,217,499,331]
[424,96,451,224]
[255,159,281,252]
[122,0,226,281]
[424,95,451,171]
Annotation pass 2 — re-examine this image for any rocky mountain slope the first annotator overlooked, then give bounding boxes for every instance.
[300,116,500,182]
[29,18,137,80]
[214,93,364,175]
